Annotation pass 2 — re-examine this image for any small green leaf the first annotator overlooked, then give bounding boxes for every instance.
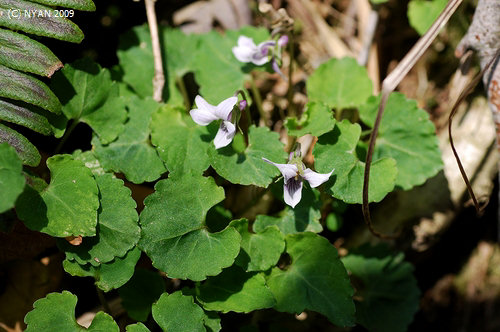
[266,233,355,327]
[140,173,240,280]
[341,245,420,332]
[285,102,335,137]
[93,96,166,184]
[307,57,372,110]
[152,292,206,332]
[51,58,126,144]
[408,0,447,35]
[126,323,151,332]
[0,123,40,166]
[359,93,443,190]
[192,26,270,102]
[254,186,323,234]
[16,154,99,237]
[203,312,221,332]
[150,105,212,176]
[28,0,96,11]
[24,291,119,332]
[313,120,397,203]
[209,125,286,187]
[118,268,165,322]
[0,142,25,213]
[230,219,285,272]
[0,0,84,43]
[0,28,62,77]
[58,173,140,266]
[197,266,276,313]
[0,64,61,114]
[63,247,141,292]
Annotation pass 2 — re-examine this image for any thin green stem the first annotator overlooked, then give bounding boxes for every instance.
[54,120,79,154]
[96,287,112,315]
[249,76,265,125]
[176,76,190,111]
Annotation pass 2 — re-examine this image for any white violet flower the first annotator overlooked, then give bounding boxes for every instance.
[262,151,334,208]
[190,95,238,149]
[232,36,276,66]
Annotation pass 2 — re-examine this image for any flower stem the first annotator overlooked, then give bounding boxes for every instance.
[249,75,266,126]
[176,75,190,111]
[54,120,78,154]
[286,32,296,117]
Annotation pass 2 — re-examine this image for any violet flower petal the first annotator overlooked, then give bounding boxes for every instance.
[214,120,236,149]
[303,168,334,188]
[284,177,303,208]
[262,158,298,181]
[215,96,238,121]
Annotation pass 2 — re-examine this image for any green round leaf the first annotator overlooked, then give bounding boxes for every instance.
[63,246,141,292]
[126,323,151,332]
[408,0,447,35]
[118,268,165,322]
[197,266,276,313]
[93,96,166,184]
[152,292,206,332]
[24,291,119,332]
[313,120,397,203]
[230,219,285,272]
[307,57,372,110]
[0,142,25,213]
[341,245,420,332]
[151,105,211,176]
[285,102,335,137]
[139,174,240,281]
[209,125,286,187]
[266,232,355,327]
[16,154,99,237]
[359,92,443,190]
[58,173,140,266]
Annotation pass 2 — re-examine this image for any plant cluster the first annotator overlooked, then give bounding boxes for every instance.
[0,0,450,331]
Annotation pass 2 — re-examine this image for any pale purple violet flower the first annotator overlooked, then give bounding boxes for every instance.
[262,154,334,208]
[190,95,238,149]
[232,36,276,66]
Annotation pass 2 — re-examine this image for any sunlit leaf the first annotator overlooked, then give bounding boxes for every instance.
[408,0,447,35]
[24,291,119,332]
[307,57,372,110]
[359,92,443,190]
[285,102,335,137]
[150,104,212,176]
[313,120,397,203]
[58,173,140,266]
[152,292,206,332]
[16,154,99,237]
